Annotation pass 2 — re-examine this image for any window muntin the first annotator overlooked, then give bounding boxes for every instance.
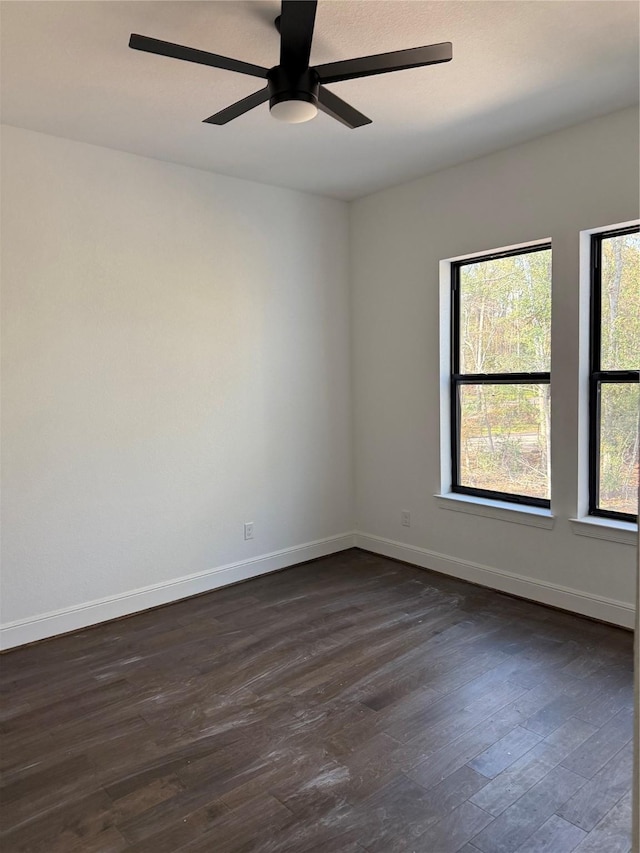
[589,226,639,521]
[451,245,552,507]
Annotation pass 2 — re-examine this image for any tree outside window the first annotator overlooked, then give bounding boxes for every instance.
[590,227,639,521]
[451,245,551,506]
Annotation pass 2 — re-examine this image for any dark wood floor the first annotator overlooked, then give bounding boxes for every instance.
[0,549,635,853]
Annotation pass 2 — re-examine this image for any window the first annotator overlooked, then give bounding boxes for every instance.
[589,226,639,522]
[451,244,552,507]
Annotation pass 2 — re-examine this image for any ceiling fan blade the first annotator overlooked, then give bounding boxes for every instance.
[129,34,268,79]
[279,1,318,71]
[203,88,270,124]
[317,86,371,129]
[315,42,452,84]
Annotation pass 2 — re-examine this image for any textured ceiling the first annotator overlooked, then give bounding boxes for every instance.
[1,1,638,199]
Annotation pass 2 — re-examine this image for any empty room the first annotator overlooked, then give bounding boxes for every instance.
[1,1,639,851]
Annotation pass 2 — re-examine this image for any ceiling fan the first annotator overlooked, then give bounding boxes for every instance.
[129,1,452,128]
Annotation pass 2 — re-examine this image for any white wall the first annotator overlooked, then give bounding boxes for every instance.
[1,125,353,647]
[2,108,638,648]
[351,107,639,626]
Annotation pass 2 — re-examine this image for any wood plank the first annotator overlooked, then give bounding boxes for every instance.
[406,706,526,790]
[471,765,586,853]
[560,707,633,779]
[470,717,598,816]
[557,742,633,831]
[512,814,586,852]
[412,801,494,852]
[0,549,632,852]
[570,790,633,853]
[468,726,542,778]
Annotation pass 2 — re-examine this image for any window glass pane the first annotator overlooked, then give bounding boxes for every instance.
[458,383,550,500]
[598,382,640,515]
[600,231,640,371]
[459,249,551,374]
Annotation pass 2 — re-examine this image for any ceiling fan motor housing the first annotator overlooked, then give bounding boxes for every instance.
[267,66,320,112]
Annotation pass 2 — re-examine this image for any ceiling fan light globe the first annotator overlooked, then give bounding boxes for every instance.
[270,98,318,123]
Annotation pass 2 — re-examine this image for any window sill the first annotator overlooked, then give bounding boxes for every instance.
[569,516,638,546]
[435,493,555,529]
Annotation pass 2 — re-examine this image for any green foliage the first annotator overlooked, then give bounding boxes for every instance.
[598,232,639,514]
[600,233,640,371]
[460,249,551,374]
[599,383,639,515]
[457,237,639,513]
[458,249,551,499]
[459,384,549,500]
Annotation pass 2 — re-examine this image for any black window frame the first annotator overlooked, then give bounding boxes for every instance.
[588,225,639,523]
[450,243,552,508]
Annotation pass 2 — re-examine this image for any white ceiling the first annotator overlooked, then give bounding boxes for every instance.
[1,1,638,200]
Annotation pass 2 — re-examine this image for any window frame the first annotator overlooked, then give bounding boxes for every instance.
[450,243,552,509]
[588,225,639,523]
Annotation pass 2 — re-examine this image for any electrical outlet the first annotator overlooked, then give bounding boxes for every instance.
[401,511,411,527]
[244,522,254,540]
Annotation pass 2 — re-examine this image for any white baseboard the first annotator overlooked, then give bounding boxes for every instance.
[3,530,633,650]
[0,533,356,650]
[355,532,635,629]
